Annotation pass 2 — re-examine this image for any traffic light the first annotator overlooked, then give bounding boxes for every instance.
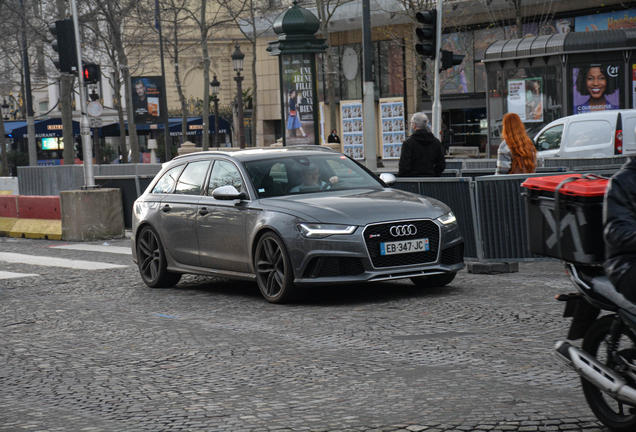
[415,10,437,59]
[75,135,83,161]
[440,50,465,71]
[49,19,78,74]
[82,64,100,84]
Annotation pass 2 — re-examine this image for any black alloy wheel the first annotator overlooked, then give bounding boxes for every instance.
[254,232,297,303]
[581,315,636,432]
[410,271,457,288]
[136,226,181,288]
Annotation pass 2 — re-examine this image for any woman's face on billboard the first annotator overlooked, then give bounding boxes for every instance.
[587,67,607,99]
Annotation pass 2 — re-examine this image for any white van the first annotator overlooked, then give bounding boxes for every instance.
[533,110,636,159]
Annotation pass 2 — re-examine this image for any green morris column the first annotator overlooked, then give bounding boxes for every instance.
[268,1,327,147]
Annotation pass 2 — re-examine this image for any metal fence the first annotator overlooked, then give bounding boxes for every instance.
[18,164,162,196]
[393,177,476,258]
[15,159,624,261]
[473,173,548,261]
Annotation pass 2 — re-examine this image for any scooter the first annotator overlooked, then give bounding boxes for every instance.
[554,262,636,431]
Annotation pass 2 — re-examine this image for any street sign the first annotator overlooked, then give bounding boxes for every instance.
[89,118,102,128]
[87,101,103,117]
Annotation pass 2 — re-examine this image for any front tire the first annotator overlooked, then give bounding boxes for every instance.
[136,226,181,288]
[581,315,636,431]
[410,271,457,288]
[254,232,297,304]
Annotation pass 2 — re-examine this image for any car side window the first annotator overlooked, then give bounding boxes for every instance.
[208,160,243,195]
[568,120,613,148]
[151,165,183,194]
[535,124,564,151]
[174,161,210,195]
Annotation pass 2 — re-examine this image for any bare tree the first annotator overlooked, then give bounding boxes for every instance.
[315,0,355,139]
[153,0,199,146]
[88,0,156,164]
[477,0,557,39]
[186,0,234,151]
[0,2,9,176]
[221,0,280,147]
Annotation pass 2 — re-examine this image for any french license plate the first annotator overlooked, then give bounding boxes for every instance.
[380,238,429,255]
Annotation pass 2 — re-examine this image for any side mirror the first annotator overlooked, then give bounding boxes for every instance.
[212,185,246,201]
[379,173,396,185]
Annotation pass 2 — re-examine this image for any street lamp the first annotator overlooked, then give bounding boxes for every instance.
[1,98,10,121]
[210,75,220,148]
[231,42,245,149]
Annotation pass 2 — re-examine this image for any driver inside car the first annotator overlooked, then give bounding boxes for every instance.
[290,164,338,192]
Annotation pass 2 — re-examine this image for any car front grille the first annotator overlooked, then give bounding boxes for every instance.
[303,257,365,279]
[363,220,440,268]
[440,243,464,265]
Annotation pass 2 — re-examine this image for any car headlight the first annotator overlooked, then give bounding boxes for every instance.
[297,223,357,239]
[437,212,457,225]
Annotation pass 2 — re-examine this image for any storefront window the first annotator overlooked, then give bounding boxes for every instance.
[488,64,562,150]
[317,41,405,102]
[474,28,505,93]
[378,40,404,97]
[340,43,363,100]
[317,49,341,103]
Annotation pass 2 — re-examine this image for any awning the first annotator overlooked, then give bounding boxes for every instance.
[169,116,231,137]
[484,28,636,62]
[101,118,180,136]
[3,121,27,137]
[101,116,230,137]
[8,118,82,139]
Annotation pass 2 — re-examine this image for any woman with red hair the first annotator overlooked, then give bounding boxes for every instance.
[495,113,537,175]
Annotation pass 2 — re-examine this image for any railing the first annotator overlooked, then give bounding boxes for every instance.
[16,160,622,258]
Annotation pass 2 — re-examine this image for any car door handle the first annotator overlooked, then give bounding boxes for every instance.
[198,207,209,216]
[161,204,171,212]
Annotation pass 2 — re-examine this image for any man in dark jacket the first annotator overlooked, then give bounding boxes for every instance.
[398,112,446,177]
[604,157,636,301]
[441,121,453,155]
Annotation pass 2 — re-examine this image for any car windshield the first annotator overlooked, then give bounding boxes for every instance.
[244,153,384,198]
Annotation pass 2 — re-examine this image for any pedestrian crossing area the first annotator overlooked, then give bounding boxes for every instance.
[0,244,131,280]
[51,244,132,255]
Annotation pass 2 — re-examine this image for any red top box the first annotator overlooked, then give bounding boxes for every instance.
[521,174,609,197]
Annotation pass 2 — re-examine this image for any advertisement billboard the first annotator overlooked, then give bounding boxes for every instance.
[281,53,318,146]
[576,10,636,32]
[131,76,167,125]
[507,78,543,122]
[572,63,621,114]
[380,98,405,160]
[340,101,364,159]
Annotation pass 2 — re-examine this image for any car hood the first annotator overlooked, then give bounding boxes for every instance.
[260,188,450,225]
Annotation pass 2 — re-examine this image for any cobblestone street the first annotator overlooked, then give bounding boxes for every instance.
[0,237,610,431]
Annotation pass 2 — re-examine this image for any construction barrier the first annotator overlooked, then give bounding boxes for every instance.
[0,195,61,240]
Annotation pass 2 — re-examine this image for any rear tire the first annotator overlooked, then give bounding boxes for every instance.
[410,272,457,288]
[136,226,181,288]
[581,315,636,432]
[254,232,297,304]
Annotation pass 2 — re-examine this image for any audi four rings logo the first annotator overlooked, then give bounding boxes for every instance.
[390,224,417,237]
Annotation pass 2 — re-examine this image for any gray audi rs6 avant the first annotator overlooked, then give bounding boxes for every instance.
[131,147,464,303]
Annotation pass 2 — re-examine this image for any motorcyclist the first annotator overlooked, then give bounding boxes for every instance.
[603,156,636,302]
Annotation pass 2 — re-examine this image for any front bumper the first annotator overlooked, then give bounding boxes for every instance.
[288,220,465,287]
